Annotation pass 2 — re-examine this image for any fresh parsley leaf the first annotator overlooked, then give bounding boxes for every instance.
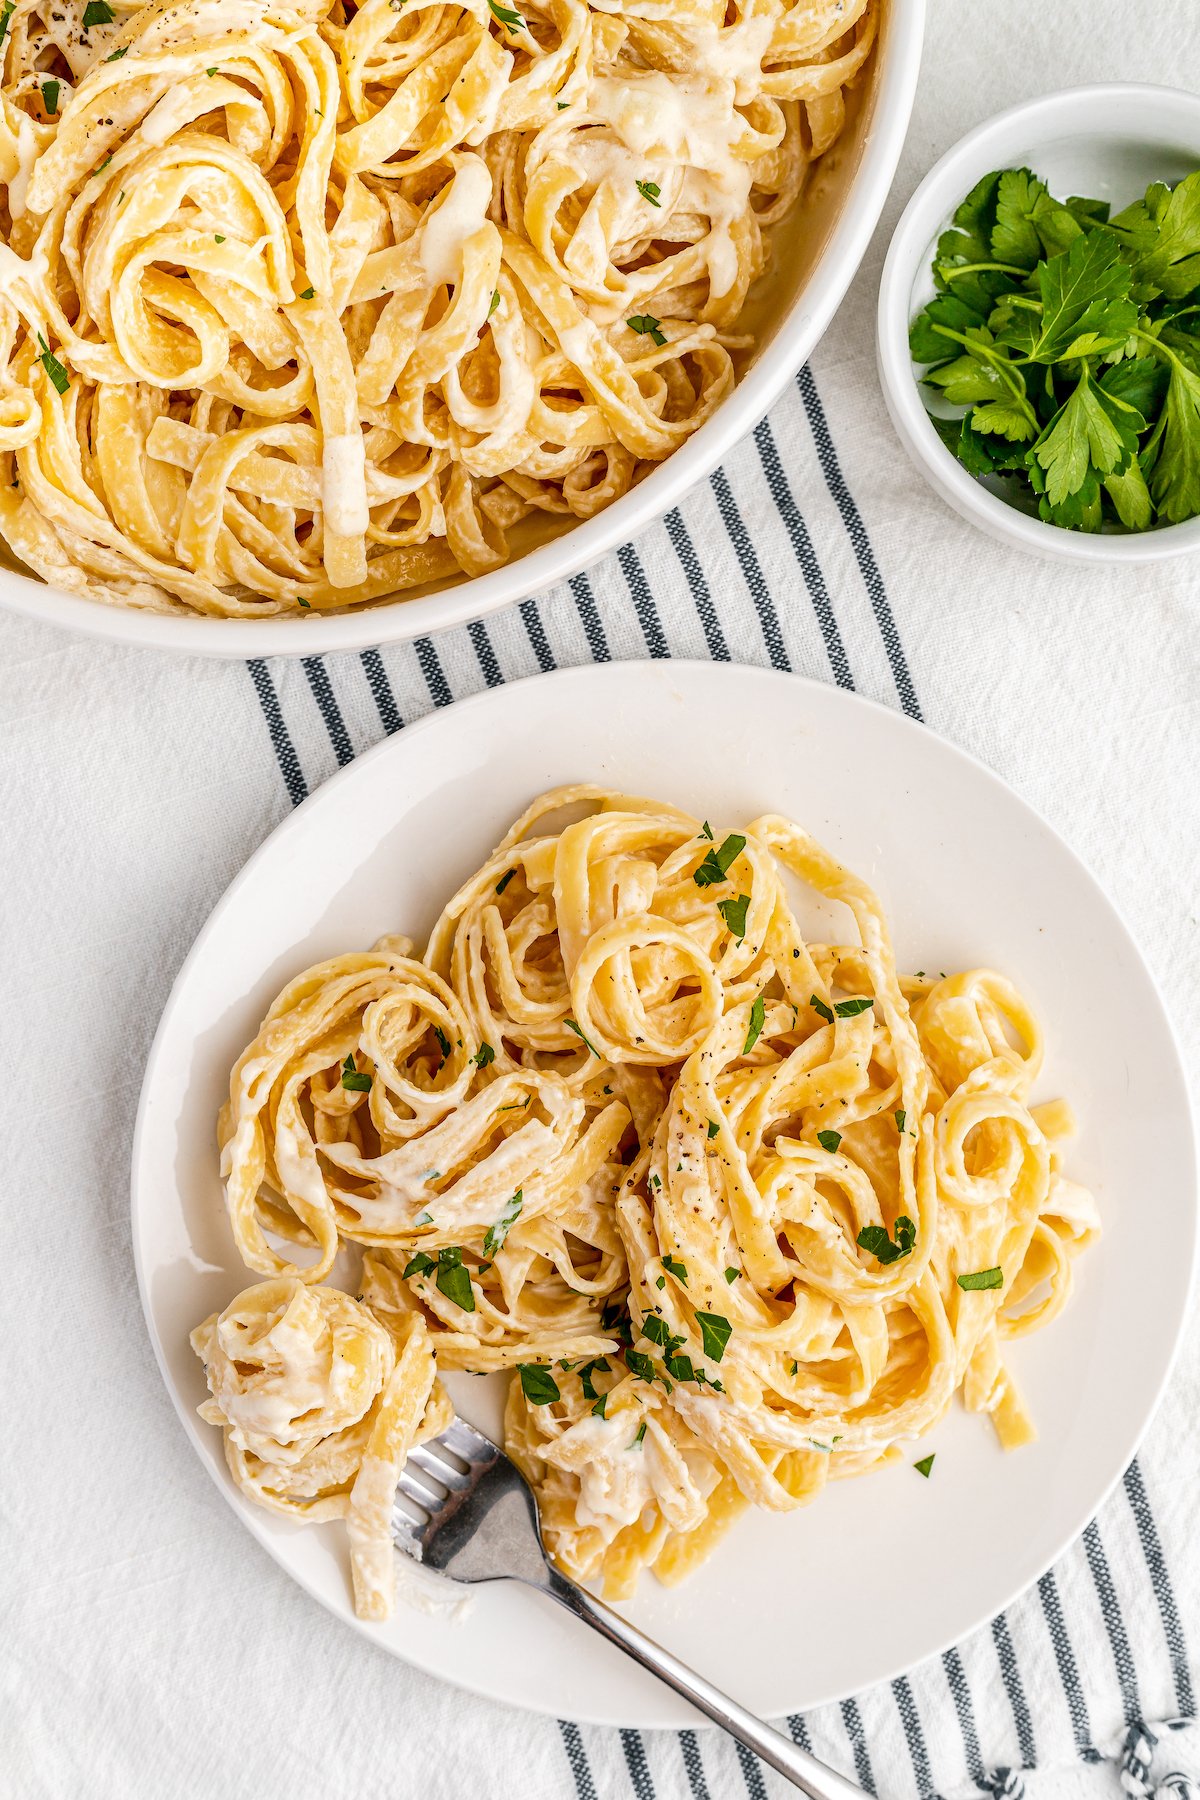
[341,1053,371,1092]
[957,1266,1004,1291]
[402,1251,436,1278]
[36,335,70,396]
[635,179,661,207]
[564,1017,600,1058]
[664,1351,695,1382]
[473,1041,495,1069]
[641,1312,682,1351]
[483,1188,523,1257]
[835,996,874,1018]
[1001,230,1138,364]
[435,1245,475,1311]
[857,1216,917,1265]
[625,1347,657,1384]
[914,1454,936,1478]
[694,832,746,887]
[1146,352,1200,522]
[487,0,524,29]
[717,892,750,939]
[577,1356,610,1401]
[742,994,765,1055]
[627,313,666,347]
[1109,170,1200,300]
[1032,363,1144,504]
[518,1363,560,1405]
[817,1129,842,1153]
[695,1311,732,1363]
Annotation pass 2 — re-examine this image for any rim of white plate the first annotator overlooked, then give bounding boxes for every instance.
[877,83,1200,565]
[1,0,926,659]
[131,662,1198,1725]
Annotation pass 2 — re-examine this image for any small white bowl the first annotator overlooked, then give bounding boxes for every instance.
[877,84,1200,565]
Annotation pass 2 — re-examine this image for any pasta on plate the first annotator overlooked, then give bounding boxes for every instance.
[0,0,875,615]
[194,786,1099,1618]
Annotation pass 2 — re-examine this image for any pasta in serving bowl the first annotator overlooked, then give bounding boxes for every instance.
[193,785,1098,1619]
[0,0,924,652]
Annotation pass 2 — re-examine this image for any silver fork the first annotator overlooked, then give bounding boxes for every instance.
[394,1415,866,1799]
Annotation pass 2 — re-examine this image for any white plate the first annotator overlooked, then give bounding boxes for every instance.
[132,661,1197,1726]
[0,0,925,659]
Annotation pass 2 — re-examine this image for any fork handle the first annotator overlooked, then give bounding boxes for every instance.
[540,1570,866,1798]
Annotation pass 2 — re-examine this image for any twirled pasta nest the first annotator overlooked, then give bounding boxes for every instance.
[0,0,875,614]
[193,787,1099,1615]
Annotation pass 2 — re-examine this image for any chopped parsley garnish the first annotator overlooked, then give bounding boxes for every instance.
[724,1266,740,1283]
[817,1129,842,1153]
[656,1275,665,1288]
[518,1363,560,1405]
[700,821,714,840]
[206,65,217,74]
[495,867,516,894]
[635,179,661,207]
[662,1254,687,1285]
[835,996,875,1017]
[297,598,311,609]
[483,1187,523,1257]
[895,1109,907,1133]
[214,234,225,243]
[742,994,765,1055]
[664,1351,694,1381]
[564,1017,600,1057]
[36,335,70,396]
[811,993,835,1023]
[914,1454,936,1478]
[707,1119,719,1139]
[414,1210,433,1226]
[857,1216,917,1265]
[958,1266,1004,1291]
[105,45,127,59]
[601,1297,633,1346]
[633,1421,648,1445]
[590,1391,607,1418]
[433,1025,452,1059]
[41,79,60,115]
[694,832,746,888]
[0,1,14,44]
[695,1311,732,1363]
[717,893,750,939]
[625,1347,657,1384]
[341,1052,372,1091]
[82,0,114,23]
[577,1356,610,1401]
[627,312,666,347]
[91,155,112,177]
[473,1041,495,1068]
[487,0,525,31]
[299,286,315,300]
[435,1245,475,1311]
[641,1313,682,1352]
[402,1251,436,1278]
[488,288,500,316]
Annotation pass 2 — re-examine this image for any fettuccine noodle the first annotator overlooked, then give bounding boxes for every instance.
[194,787,1098,1616]
[0,0,876,615]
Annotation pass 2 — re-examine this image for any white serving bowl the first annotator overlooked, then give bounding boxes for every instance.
[0,0,924,659]
[877,84,1200,565]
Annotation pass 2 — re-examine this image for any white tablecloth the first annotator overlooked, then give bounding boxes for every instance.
[3,4,1199,1797]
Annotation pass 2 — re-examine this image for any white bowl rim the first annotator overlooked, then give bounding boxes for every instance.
[0,0,926,659]
[876,80,1200,565]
